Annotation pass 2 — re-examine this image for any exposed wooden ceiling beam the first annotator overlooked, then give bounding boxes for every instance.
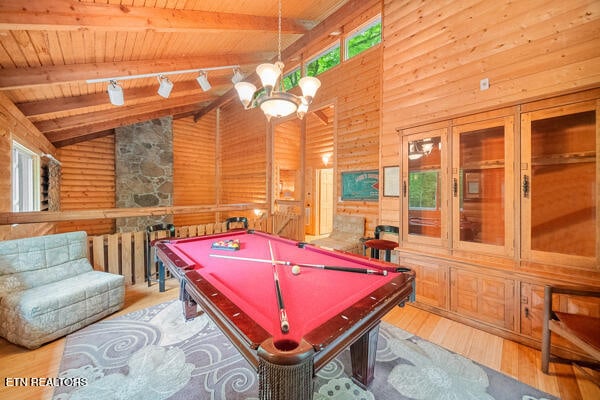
[53,129,116,148]
[0,54,269,90]
[38,95,217,146]
[0,0,313,33]
[193,0,378,121]
[16,77,231,117]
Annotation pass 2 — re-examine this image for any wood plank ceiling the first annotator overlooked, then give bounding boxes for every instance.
[0,0,350,147]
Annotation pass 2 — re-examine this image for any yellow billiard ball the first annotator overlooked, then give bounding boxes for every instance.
[291,265,301,275]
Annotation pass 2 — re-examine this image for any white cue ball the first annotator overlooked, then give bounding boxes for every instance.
[291,265,301,275]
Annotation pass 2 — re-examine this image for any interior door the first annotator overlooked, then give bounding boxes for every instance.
[318,168,334,235]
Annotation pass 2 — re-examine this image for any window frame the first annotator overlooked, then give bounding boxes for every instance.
[344,15,382,61]
[12,140,40,212]
[304,42,341,77]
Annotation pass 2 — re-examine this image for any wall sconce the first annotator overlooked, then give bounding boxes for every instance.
[322,153,331,166]
[157,75,173,98]
[107,80,124,106]
[196,72,211,91]
[254,209,264,217]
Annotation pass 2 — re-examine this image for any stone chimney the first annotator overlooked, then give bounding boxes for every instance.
[115,117,173,232]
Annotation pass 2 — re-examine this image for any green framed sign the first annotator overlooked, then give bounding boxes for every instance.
[341,170,379,201]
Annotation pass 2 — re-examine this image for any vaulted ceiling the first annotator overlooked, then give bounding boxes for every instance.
[0,0,355,147]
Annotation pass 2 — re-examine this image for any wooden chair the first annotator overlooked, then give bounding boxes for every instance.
[225,216,249,230]
[364,225,399,262]
[541,285,600,373]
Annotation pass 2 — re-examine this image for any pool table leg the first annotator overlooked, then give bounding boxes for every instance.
[350,323,380,388]
[179,280,201,321]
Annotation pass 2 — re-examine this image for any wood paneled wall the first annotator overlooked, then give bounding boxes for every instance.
[274,119,301,200]
[0,93,55,240]
[219,103,268,206]
[381,0,600,226]
[215,23,383,235]
[315,48,382,235]
[173,112,218,226]
[305,106,334,170]
[56,136,115,235]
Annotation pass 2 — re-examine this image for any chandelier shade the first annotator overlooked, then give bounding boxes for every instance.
[234,81,258,108]
[257,92,301,118]
[298,76,321,101]
[257,63,283,94]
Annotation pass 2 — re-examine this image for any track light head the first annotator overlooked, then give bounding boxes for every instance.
[157,75,173,98]
[231,68,244,84]
[107,80,124,106]
[196,72,211,91]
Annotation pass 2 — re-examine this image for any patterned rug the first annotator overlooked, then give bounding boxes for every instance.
[53,301,557,400]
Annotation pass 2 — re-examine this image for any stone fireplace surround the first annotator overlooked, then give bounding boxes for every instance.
[115,117,174,232]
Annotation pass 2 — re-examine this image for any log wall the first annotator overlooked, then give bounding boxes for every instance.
[56,136,116,235]
[381,0,600,226]
[315,48,382,236]
[219,103,268,206]
[173,111,218,226]
[274,119,301,200]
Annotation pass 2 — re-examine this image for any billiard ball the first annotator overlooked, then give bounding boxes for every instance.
[291,265,301,275]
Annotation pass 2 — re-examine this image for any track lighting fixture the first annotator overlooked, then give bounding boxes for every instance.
[88,64,239,106]
[196,72,211,91]
[107,80,124,106]
[157,75,173,98]
[231,68,244,85]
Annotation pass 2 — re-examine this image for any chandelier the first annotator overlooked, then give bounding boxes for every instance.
[234,0,321,120]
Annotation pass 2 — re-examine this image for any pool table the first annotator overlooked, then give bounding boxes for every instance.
[154,230,414,400]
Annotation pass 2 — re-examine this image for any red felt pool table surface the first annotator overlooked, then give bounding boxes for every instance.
[160,230,401,344]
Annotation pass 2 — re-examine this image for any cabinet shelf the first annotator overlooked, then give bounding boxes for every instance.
[531,151,595,166]
[461,159,505,170]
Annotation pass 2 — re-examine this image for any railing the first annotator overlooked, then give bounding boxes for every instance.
[88,212,301,286]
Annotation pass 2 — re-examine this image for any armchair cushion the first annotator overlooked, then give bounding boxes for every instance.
[310,215,365,254]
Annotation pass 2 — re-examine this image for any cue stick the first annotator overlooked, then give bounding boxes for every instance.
[268,241,290,334]
[209,253,388,276]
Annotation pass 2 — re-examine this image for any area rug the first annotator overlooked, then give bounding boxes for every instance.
[53,301,557,400]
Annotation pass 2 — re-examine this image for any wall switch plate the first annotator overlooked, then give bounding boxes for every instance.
[480,78,490,91]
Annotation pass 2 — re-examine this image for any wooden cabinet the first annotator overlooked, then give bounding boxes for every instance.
[450,269,516,330]
[396,89,599,346]
[398,91,598,267]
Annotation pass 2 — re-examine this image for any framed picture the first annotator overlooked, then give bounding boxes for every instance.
[465,172,481,199]
[341,170,379,201]
[383,166,400,197]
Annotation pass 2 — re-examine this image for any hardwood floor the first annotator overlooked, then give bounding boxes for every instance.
[1,282,598,400]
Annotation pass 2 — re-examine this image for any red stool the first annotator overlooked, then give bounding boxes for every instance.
[365,225,399,262]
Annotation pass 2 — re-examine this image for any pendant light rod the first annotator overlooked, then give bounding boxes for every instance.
[86,64,240,84]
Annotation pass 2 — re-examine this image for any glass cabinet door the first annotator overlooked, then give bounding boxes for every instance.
[521,101,598,268]
[452,116,514,256]
[402,128,448,248]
